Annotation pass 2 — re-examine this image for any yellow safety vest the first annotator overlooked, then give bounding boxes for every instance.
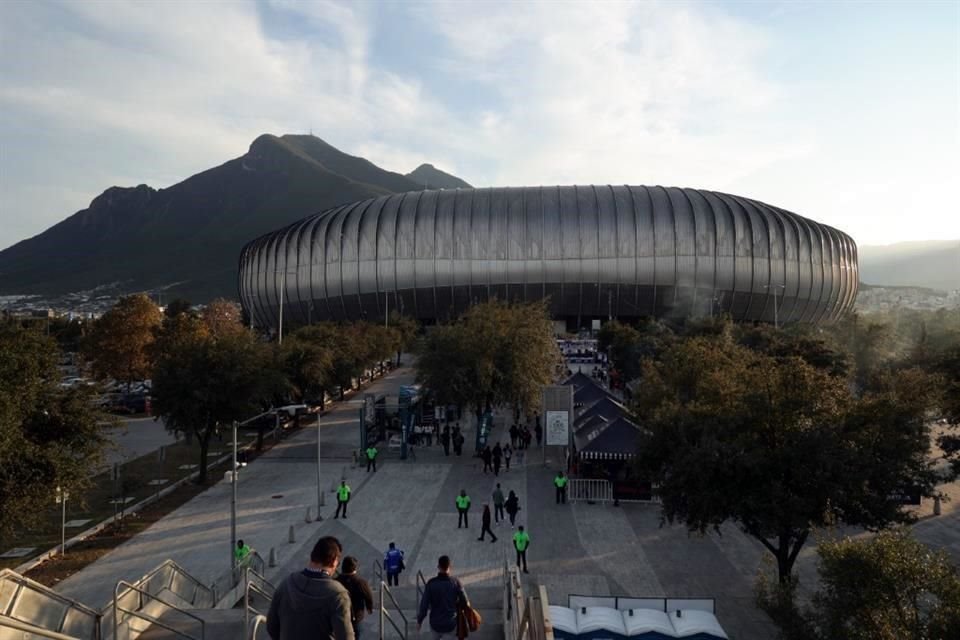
[513,531,530,551]
[366,447,378,460]
[338,485,351,502]
[456,495,470,510]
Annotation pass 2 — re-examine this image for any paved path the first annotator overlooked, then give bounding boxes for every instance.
[56,361,960,639]
[101,416,178,469]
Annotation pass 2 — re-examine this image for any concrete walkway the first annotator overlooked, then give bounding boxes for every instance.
[59,364,960,639]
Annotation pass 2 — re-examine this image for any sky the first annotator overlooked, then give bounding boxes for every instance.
[0,0,957,251]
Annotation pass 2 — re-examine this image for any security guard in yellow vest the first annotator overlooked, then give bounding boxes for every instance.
[335,480,351,519]
[455,489,471,529]
[366,445,379,472]
[554,471,568,505]
[513,526,530,573]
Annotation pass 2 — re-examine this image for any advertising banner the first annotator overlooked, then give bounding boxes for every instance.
[546,410,569,446]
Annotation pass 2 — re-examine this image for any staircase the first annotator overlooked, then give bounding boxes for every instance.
[369,584,504,640]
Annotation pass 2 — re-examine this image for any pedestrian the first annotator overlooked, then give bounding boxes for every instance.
[235,539,253,568]
[383,542,405,587]
[417,556,468,640]
[477,504,497,542]
[441,426,450,456]
[554,471,568,505]
[534,423,543,446]
[509,424,518,448]
[455,489,471,529]
[336,556,374,640]
[365,444,378,472]
[492,443,502,476]
[455,431,465,456]
[335,481,351,519]
[266,536,353,640]
[522,428,532,451]
[492,483,505,525]
[503,444,512,471]
[513,526,530,574]
[504,490,520,528]
[481,446,492,474]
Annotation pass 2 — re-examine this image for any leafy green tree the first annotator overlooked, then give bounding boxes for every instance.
[83,294,162,389]
[163,298,193,320]
[809,529,960,640]
[634,337,938,585]
[280,326,334,404]
[0,323,107,542]
[388,312,419,366]
[417,300,560,427]
[935,345,960,475]
[151,314,275,483]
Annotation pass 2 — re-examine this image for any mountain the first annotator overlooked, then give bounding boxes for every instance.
[858,240,960,292]
[406,163,472,190]
[0,135,471,303]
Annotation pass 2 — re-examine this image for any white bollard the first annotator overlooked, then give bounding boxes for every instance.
[305,507,313,523]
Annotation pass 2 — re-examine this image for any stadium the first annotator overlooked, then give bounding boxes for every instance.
[238,185,858,329]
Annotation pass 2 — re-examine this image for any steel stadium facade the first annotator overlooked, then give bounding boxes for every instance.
[238,186,858,328]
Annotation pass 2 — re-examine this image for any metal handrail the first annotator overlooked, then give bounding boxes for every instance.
[249,614,267,640]
[243,568,275,636]
[378,580,407,640]
[373,558,384,584]
[128,559,214,609]
[415,570,428,617]
[0,569,102,640]
[113,580,205,640]
[0,615,83,640]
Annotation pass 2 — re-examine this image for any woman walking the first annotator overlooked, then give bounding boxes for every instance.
[477,504,497,542]
[505,490,521,528]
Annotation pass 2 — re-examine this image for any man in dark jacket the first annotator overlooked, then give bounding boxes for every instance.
[267,536,353,640]
[336,556,374,640]
[417,555,467,640]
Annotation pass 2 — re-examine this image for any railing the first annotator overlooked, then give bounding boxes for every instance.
[377,580,407,640]
[503,559,553,640]
[0,568,102,640]
[373,559,384,584]
[112,580,205,640]
[242,568,275,639]
[0,615,85,640]
[130,560,216,611]
[248,614,268,640]
[211,551,266,605]
[415,570,428,618]
[568,479,613,504]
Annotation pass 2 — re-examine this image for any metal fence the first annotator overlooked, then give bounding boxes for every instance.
[568,479,613,504]
[0,569,102,640]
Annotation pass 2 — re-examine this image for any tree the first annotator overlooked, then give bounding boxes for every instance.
[634,337,939,585]
[417,300,560,428]
[163,298,193,320]
[280,326,334,404]
[151,314,275,483]
[83,294,162,388]
[809,529,960,640]
[0,323,107,542]
[934,345,960,476]
[388,312,418,366]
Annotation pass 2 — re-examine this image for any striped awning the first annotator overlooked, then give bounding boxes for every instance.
[579,450,635,461]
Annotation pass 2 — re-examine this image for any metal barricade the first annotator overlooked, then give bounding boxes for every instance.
[567,479,613,504]
[377,581,407,640]
[0,569,101,640]
[242,568,275,639]
[112,581,205,640]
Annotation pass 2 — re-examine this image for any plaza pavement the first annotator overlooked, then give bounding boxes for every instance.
[54,358,960,639]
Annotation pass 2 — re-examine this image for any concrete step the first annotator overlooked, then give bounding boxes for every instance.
[137,607,244,640]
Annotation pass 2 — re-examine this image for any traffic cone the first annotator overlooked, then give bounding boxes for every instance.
[305,507,313,523]
[288,525,296,544]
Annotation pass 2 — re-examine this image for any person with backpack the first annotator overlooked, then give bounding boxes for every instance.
[383,542,405,587]
[417,556,468,640]
[503,444,513,471]
[504,490,520,528]
[335,556,374,640]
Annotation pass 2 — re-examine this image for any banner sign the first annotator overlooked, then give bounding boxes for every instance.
[888,486,922,505]
[546,410,569,446]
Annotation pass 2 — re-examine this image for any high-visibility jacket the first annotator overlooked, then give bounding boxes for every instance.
[455,495,471,510]
[338,484,351,502]
[513,531,530,551]
[235,543,252,562]
[554,475,568,488]
[366,447,378,460]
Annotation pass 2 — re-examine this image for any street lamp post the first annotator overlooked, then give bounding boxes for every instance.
[278,270,286,345]
[54,486,68,556]
[230,421,238,576]
[316,412,323,518]
[764,284,786,329]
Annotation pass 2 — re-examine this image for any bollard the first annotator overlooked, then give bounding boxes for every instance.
[305,507,313,523]
[268,547,277,568]
[934,495,942,516]
[320,491,326,507]
[288,525,296,544]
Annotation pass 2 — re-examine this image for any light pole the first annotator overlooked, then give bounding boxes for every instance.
[278,270,286,345]
[316,412,324,518]
[764,284,786,329]
[54,486,68,556]
[230,420,238,576]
